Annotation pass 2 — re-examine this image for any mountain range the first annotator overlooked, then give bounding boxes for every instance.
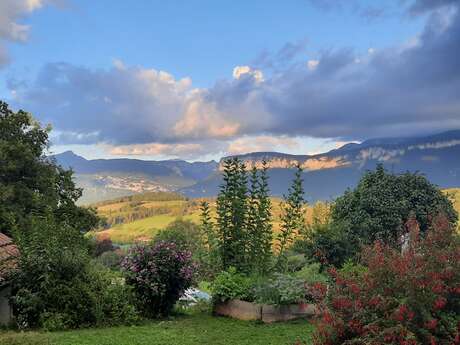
[52,130,460,204]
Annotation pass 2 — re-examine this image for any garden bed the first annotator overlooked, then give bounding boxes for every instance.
[214,299,317,323]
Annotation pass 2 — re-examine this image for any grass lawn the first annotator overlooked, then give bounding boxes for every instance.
[0,313,314,345]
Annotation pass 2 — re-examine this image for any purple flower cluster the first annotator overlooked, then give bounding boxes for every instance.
[121,241,196,317]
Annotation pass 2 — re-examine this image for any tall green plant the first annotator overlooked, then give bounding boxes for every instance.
[199,201,220,276]
[216,158,249,272]
[276,164,306,271]
[246,161,273,274]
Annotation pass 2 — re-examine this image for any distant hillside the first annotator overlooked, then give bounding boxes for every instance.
[51,151,218,204]
[182,130,460,201]
[53,130,460,203]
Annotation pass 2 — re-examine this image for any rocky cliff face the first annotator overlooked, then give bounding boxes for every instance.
[219,130,460,174]
[218,153,350,171]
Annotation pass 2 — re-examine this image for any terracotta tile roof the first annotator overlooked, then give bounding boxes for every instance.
[0,233,19,285]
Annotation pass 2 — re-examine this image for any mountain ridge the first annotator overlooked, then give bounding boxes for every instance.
[52,130,460,203]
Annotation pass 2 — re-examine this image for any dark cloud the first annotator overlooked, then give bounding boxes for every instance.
[8,0,460,157]
[207,1,460,140]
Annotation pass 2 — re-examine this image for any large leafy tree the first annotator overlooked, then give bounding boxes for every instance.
[332,164,458,249]
[0,101,99,236]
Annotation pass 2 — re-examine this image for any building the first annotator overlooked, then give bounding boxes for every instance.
[0,233,18,325]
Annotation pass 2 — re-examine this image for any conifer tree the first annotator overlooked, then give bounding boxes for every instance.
[246,166,260,271]
[255,160,273,274]
[276,164,306,271]
[216,158,248,271]
[199,200,220,275]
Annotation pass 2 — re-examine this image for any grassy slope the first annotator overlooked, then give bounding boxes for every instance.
[92,189,460,244]
[99,213,201,243]
[0,313,314,345]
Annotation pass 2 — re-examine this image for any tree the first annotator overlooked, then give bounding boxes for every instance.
[246,161,273,274]
[276,164,306,271]
[216,158,248,271]
[153,219,202,253]
[331,164,458,250]
[199,201,220,277]
[0,101,99,236]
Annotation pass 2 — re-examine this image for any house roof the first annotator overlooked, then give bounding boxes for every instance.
[0,233,19,285]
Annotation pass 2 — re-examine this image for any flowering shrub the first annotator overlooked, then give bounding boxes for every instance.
[313,214,460,345]
[122,241,196,317]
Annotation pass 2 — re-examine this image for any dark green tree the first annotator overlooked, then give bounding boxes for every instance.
[246,161,273,274]
[199,200,220,277]
[276,164,306,271]
[332,164,458,250]
[216,158,248,272]
[0,101,99,236]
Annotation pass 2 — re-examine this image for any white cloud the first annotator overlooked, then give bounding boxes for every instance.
[226,135,298,155]
[232,65,264,83]
[0,0,54,66]
[307,59,320,70]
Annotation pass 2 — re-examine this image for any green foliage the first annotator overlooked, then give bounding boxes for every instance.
[96,251,124,270]
[338,259,368,280]
[153,219,202,253]
[246,162,273,275]
[285,254,308,273]
[122,241,195,318]
[211,267,254,303]
[254,263,328,306]
[294,222,356,268]
[254,274,306,305]
[216,158,249,272]
[294,263,329,285]
[332,164,458,248]
[276,165,306,271]
[10,215,138,329]
[0,101,99,237]
[198,201,221,279]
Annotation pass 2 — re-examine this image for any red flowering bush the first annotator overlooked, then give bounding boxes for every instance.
[313,214,460,345]
[122,241,196,317]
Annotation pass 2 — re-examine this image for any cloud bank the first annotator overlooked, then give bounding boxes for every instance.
[8,0,460,159]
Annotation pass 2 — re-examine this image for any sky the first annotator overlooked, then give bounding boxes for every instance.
[0,0,459,161]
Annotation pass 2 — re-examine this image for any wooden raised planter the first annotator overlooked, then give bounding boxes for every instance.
[214,299,317,323]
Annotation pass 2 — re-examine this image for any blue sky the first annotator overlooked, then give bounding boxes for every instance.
[1,0,459,161]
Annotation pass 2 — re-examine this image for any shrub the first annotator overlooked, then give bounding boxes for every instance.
[211,267,255,303]
[122,241,195,318]
[97,250,124,270]
[254,265,327,306]
[313,214,460,345]
[92,236,115,257]
[294,263,329,285]
[293,222,355,268]
[153,219,202,253]
[254,274,306,305]
[11,215,97,329]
